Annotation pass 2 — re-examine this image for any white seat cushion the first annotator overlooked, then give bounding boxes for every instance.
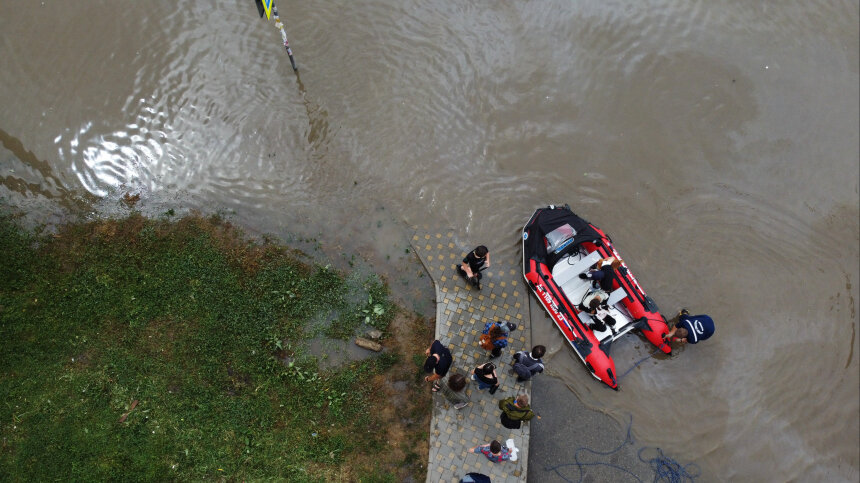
[553,251,601,287]
[606,287,628,306]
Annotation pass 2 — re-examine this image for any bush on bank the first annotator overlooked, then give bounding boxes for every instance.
[0,213,429,481]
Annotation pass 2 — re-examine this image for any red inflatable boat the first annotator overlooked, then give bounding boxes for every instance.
[522,205,670,389]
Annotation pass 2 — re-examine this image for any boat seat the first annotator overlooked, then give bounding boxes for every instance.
[606,287,628,306]
[553,251,601,287]
[577,310,594,326]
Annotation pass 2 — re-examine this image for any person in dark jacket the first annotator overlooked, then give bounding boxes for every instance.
[459,472,491,483]
[498,394,539,429]
[512,345,545,382]
[423,339,453,382]
[663,309,715,344]
[579,256,622,291]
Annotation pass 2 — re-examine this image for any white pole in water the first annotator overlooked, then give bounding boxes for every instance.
[272,6,298,71]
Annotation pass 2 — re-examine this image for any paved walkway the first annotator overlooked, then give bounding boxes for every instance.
[411,229,532,483]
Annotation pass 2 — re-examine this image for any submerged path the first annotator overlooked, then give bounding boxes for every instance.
[411,229,532,483]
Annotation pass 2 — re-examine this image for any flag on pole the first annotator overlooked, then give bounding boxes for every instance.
[261,0,274,19]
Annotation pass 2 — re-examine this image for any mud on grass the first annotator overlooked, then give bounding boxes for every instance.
[0,212,431,481]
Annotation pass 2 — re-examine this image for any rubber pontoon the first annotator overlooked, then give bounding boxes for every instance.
[522,205,670,389]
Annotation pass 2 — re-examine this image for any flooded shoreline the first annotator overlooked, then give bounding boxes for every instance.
[2,0,858,480]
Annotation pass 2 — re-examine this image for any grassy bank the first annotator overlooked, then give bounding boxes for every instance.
[0,213,431,481]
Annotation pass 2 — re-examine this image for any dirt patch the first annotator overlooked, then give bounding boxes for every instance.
[361,310,434,481]
[65,350,94,371]
[121,192,140,207]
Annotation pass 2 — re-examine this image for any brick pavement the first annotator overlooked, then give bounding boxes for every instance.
[411,229,533,483]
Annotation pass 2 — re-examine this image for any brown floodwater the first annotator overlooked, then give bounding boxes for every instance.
[1,0,858,480]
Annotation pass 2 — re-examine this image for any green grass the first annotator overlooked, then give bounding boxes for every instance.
[0,213,409,481]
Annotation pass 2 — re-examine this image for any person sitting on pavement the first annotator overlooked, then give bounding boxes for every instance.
[433,373,470,409]
[457,245,490,290]
[498,394,540,429]
[423,339,453,382]
[471,362,500,393]
[480,320,516,359]
[512,345,546,382]
[663,309,715,344]
[467,440,512,463]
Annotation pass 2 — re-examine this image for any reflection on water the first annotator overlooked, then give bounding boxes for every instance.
[1,0,858,480]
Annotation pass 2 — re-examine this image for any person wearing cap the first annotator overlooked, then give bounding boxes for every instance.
[423,339,453,382]
[663,309,715,344]
[479,320,517,359]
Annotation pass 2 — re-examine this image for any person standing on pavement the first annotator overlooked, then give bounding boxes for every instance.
[467,440,512,463]
[457,245,490,290]
[423,339,453,383]
[479,320,516,359]
[498,393,539,429]
[433,373,470,409]
[471,362,500,393]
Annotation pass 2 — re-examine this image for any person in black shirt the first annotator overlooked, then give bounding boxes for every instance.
[457,245,490,290]
[471,362,500,393]
[423,339,453,382]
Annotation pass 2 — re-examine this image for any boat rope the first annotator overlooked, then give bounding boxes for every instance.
[616,346,663,382]
[638,446,701,483]
[543,415,700,483]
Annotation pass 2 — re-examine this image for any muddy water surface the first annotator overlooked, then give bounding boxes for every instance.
[1,1,858,480]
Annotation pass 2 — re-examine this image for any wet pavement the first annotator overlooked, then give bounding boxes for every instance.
[412,229,532,483]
